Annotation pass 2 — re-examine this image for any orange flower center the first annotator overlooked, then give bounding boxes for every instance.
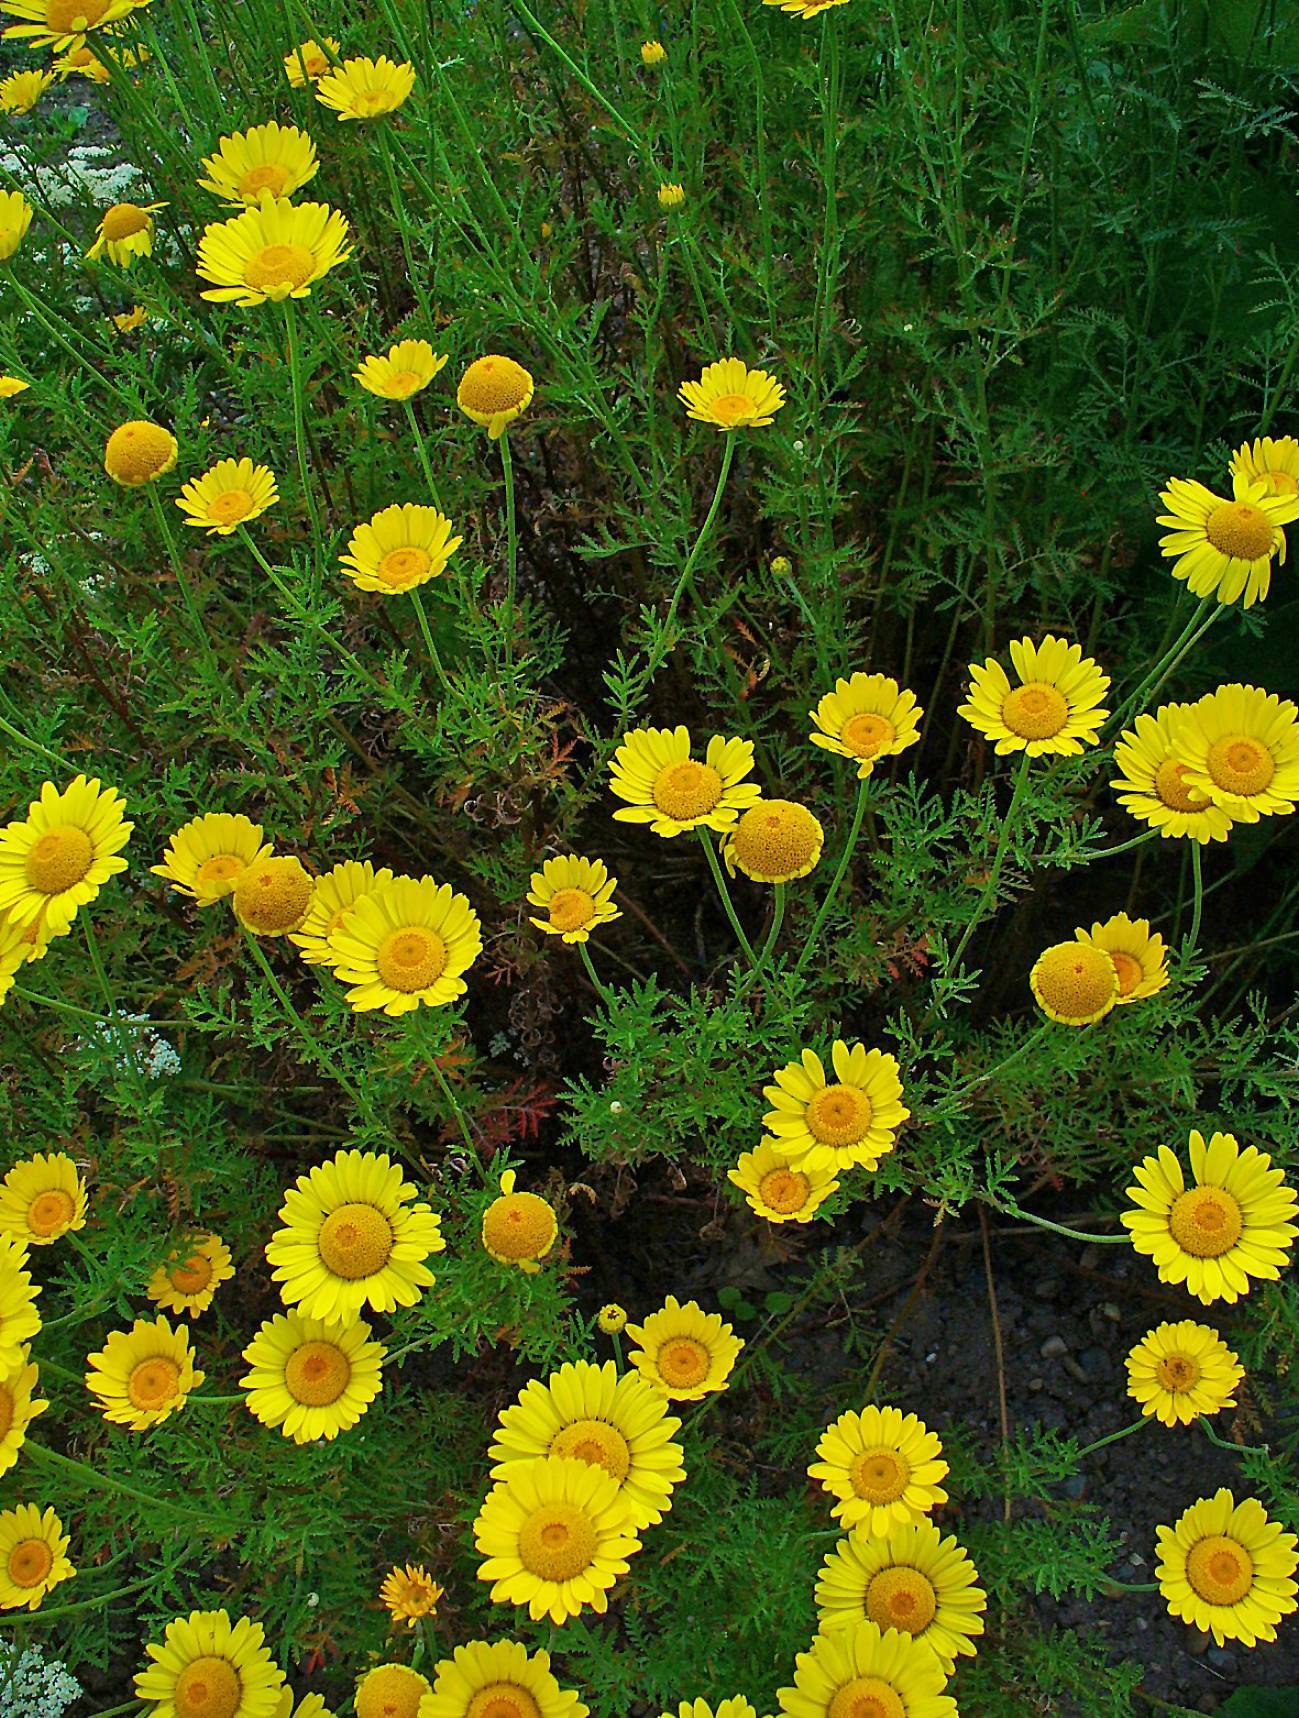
[1155,1351,1200,1393]
[547,887,594,933]
[459,355,532,414]
[385,368,423,396]
[100,202,151,242]
[1205,501,1275,562]
[729,800,821,880]
[657,1336,710,1389]
[234,856,313,934]
[244,242,315,292]
[357,1666,427,1718]
[1108,949,1143,997]
[27,1188,75,1235]
[1153,756,1208,813]
[849,1446,910,1504]
[168,1251,213,1294]
[651,759,723,822]
[551,1417,631,1481]
[284,1338,351,1405]
[239,163,288,199]
[757,1166,810,1214]
[377,546,432,587]
[1168,1186,1243,1258]
[1002,681,1069,740]
[516,1503,597,1581]
[865,1565,938,1634]
[49,0,108,28]
[7,1536,53,1587]
[1206,734,1275,798]
[1262,469,1298,495]
[127,1356,181,1411]
[708,391,758,426]
[840,711,895,758]
[482,1191,556,1261]
[467,1685,542,1718]
[805,1083,873,1147]
[1186,1534,1254,1606]
[828,1678,906,1718]
[194,853,245,890]
[1033,942,1118,1023]
[375,925,447,992]
[24,824,93,895]
[173,1656,241,1718]
[208,488,254,526]
[317,1201,394,1278]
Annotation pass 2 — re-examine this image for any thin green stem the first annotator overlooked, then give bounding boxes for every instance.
[25,1442,216,1525]
[409,587,453,696]
[0,712,74,772]
[0,1573,156,1625]
[1185,842,1205,950]
[283,298,324,557]
[1199,1414,1268,1455]
[698,829,757,964]
[794,779,869,978]
[241,930,370,1119]
[431,1059,484,1177]
[936,1020,1055,1114]
[147,484,217,669]
[947,751,1033,973]
[739,884,786,994]
[402,398,444,510]
[989,1196,1129,1245]
[1090,829,1159,861]
[377,125,436,325]
[578,940,614,1004]
[1107,605,1221,736]
[660,435,735,645]
[511,0,646,152]
[1074,1417,1151,1460]
[498,431,518,662]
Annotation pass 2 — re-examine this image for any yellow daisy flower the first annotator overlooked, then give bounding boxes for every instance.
[1029,939,1120,1026]
[0,69,54,113]
[609,726,761,838]
[1110,704,1237,844]
[1157,1489,1298,1648]
[85,1315,204,1431]
[1075,912,1168,1004]
[54,43,109,81]
[279,1697,334,1718]
[197,196,352,307]
[457,354,536,439]
[728,1140,839,1224]
[422,1640,588,1718]
[763,1042,909,1174]
[1230,434,1299,496]
[597,1303,627,1334]
[663,1704,755,1718]
[1157,472,1299,608]
[104,418,177,486]
[777,1621,957,1718]
[284,37,340,85]
[198,121,319,206]
[1171,683,1299,822]
[110,303,148,333]
[482,1170,559,1274]
[678,357,785,430]
[958,634,1110,756]
[0,375,29,397]
[0,774,131,937]
[135,1611,285,1716]
[0,187,31,259]
[808,1403,949,1535]
[0,1504,73,1612]
[151,811,273,905]
[474,1452,641,1625]
[0,1151,86,1245]
[380,1563,443,1629]
[176,457,279,535]
[1,0,137,53]
[355,338,448,401]
[315,55,416,121]
[625,1295,742,1400]
[240,1309,385,1443]
[233,854,314,937]
[1125,1319,1244,1427]
[356,1665,430,1718]
[340,503,463,594]
[324,875,482,1015]
[640,40,666,65]
[489,1357,686,1531]
[809,673,924,778]
[144,1232,235,1319]
[0,1246,41,1374]
[0,1352,47,1476]
[265,1147,445,1322]
[815,1519,986,1670]
[722,798,824,883]
[1123,1130,1298,1306]
[86,200,165,266]
[657,183,686,209]
[527,854,620,943]
[290,859,395,964]
[0,912,47,1009]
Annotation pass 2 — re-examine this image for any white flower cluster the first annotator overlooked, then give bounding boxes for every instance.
[0,1644,82,1718]
[76,1011,181,1079]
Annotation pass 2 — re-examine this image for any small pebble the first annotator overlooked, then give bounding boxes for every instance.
[1060,1473,1087,1501]
[1028,1376,1044,1393]
[1100,1301,1121,1322]
[1033,1277,1060,1300]
[1079,1345,1113,1381]
[1080,1244,1102,1269]
[1040,1334,1069,1359]
[1188,1628,1210,1657]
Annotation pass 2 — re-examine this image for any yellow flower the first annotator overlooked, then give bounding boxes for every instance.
[625,1295,742,1400]
[0,774,131,936]
[111,303,148,333]
[609,726,761,837]
[355,338,448,401]
[0,912,49,1009]
[278,1697,334,1718]
[1075,912,1168,1004]
[1110,704,1237,844]
[958,634,1110,756]
[85,1315,204,1431]
[763,1041,909,1174]
[145,1233,235,1319]
[104,418,177,486]
[422,1640,589,1718]
[54,43,109,81]
[0,187,31,260]
[815,1519,986,1670]
[86,200,165,266]
[474,1453,641,1625]
[808,1403,949,1536]
[1125,1320,1243,1427]
[340,503,463,594]
[763,0,852,17]
[0,1246,41,1374]
[197,196,352,307]
[678,357,785,430]
[0,375,29,397]
[0,1504,73,1612]
[0,1351,47,1476]
[657,182,685,209]
[135,1611,285,1717]
[0,1152,86,1245]
[722,798,824,883]
[527,854,620,943]
[355,1666,430,1718]
[265,1147,445,1322]
[284,37,340,85]
[240,1309,386,1442]
[1230,434,1299,496]
[1123,1130,1298,1306]
[640,40,666,64]
[1171,683,1299,822]
[809,673,923,778]
[198,121,319,206]
[177,456,279,536]
[1157,1489,1298,1647]
[482,1170,559,1273]
[777,1621,957,1718]
[1029,939,1119,1026]
[324,875,482,1014]
[1,0,139,53]
[1157,472,1299,608]
[597,1303,627,1334]
[0,69,54,113]
[728,1140,839,1223]
[290,858,395,964]
[315,55,416,121]
[380,1563,443,1629]
[152,812,273,905]
[457,354,535,439]
[233,854,314,936]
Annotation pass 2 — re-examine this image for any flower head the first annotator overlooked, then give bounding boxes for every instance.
[0,188,31,260]
[86,200,165,266]
[0,1152,86,1246]
[640,40,666,65]
[959,634,1109,756]
[625,1295,742,1400]
[0,69,54,114]
[1230,435,1299,497]
[527,854,620,943]
[809,673,923,778]
[284,37,339,85]
[340,503,462,594]
[457,354,535,439]
[323,875,481,1014]
[2,0,138,54]
[763,1042,909,1173]
[0,1504,73,1612]
[198,121,319,205]
[678,357,785,430]
[111,304,148,334]
[0,774,131,936]
[241,1309,386,1442]
[482,1169,559,1273]
[809,1403,949,1536]
[233,854,314,936]
[355,338,448,401]
[777,1621,957,1718]
[1029,940,1119,1026]
[0,1352,48,1477]
[1170,684,1299,822]
[290,859,395,964]
[1157,1489,1298,1647]
[316,55,416,121]
[0,1247,41,1374]
[356,1666,430,1718]
[145,1233,234,1319]
[815,1518,986,1670]
[722,798,824,883]
[0,375,28,398]
[597,1303,627,1334]
[197,196,351,306]
[135,1612,285,1717]
[1110,704,1237,844]
[105,420,177,486]
[54,42,109,80]
[85,1315,204,1430]
[1125,1320,1243,1427]
[728,1140,839,1223]
[1075,912,1168,1003]
[421,1640,588,1718]
[1157,472,1299,608]
[609,726,761,837]
[177,457,278,535]
[657,182,685,209]
[152,812,273,906]
[380,1563,443,1629]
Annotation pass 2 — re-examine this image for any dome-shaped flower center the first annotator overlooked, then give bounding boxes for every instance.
[1206,734,1275,798]
[730,801,821,880]
[244,242,315,292]
[100,202,150,242]
[1108,949,1143,997]
[1168,1186,1243,1258]
[849,1446,910,1504]
[657,1335,710,1389]
[105,419,175,483]
[239,163,288,199]
[317,1201,394,1278]
[208,488,254,525]
[708,391,758,426]
[1153,757,1207,813]
[805,1083,873,1147]
[385,368,423,396]
[1206,502,1275,562]
[1002,681,1069,740]
[27,1188,75,1235]
[517,1501,598,1581]
[1155,1351,1201,1393]
[194,853,245,891]
[459,356,532,414]
[1186,1534,1254,1606]
[174,1657,241,1718]
[375,925,447,992]
[351,88,395,116]
[0,1384,13,1440]
[467,1683,542,1718]
[168,1251,213,1294]
[284,1338,352,1405]
[483,1191,556,1261]
[828,1676,906,1718]
[49,0,108,28]
[377,546,432,587]
[840,712,896,758]
[757,1166,810,1215]
[547,887,594,932]
[300,50,328,77]
[7,1536,52,1587]
[1263,469,1298,495]
[1033,943,1117,1022]
[357,1666,427,1718]
[552,1417,631,1481]
[651,759,723,821]
[127,1356,181,1411]
[233,856,313,933]
[24,825,93,895]
[865,1565,938,1635]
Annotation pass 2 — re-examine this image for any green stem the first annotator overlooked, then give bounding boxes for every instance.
[402,398,444,510]
[936,1020,1055,1113]
[498,431,518,661]
[409,587,453,696]
[0,1573,156,1625]
[147,484,217,669]
[241,929,370,1118]
[1198,1414,1268,1455]
[511,0,646,151]
[740,884,786,993]
[25,1442,216,1525]
[989,1196,1129,1245]
[1185,841,1205,951]
[431,1059,484,1175]
[794,779,868,978]
[1074,1417,1151,1460]
[1090,829,1159,861]
[0,713,74,772]
[947,751,1033,973]
[660,435,735,644]
[1107,605,1221,735]
[578,940,614,1004]
[698,829,757,964]
[283,298,324,557]
[377,125,436,326]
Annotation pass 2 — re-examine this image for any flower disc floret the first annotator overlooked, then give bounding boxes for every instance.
[457,355,535,439]
[104,420,177,486]
[723,799,824,883]
[233,854,313,936]
[482,1170,559,1273]
[1030,940,1120,1026]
